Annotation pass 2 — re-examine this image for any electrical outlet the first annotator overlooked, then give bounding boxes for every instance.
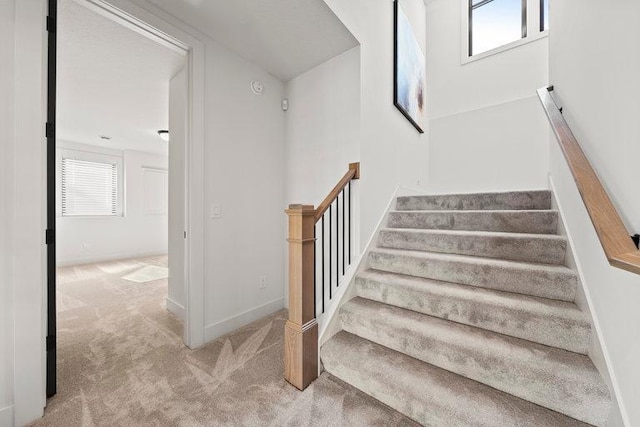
[259,275,267,289]
[81,243,89,252]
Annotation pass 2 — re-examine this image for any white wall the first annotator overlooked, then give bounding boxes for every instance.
[202,39,286,340]
[124,0,287,343]
[549,0,640,234]
[56,141,169,266]
[549,1,640,425]
[0,0,16,424]
[285,46,361,206]
[322,0,430,248]
[283,46,361,310]
[428,97,549,193]
[425,0,550,193]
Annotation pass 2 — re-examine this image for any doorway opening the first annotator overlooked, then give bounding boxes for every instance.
[46,0,204,398]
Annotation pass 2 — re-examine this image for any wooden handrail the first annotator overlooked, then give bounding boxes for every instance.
[314,162,360,223]
[537,86,640,275]
[284,162,360,391]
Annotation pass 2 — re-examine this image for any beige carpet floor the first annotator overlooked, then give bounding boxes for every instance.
[31,256,417,427]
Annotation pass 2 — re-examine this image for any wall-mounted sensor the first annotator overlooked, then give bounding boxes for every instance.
[250,80,263,95]
[281,99,289,111]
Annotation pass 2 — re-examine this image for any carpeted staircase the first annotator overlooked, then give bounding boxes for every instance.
[320,190,611,426]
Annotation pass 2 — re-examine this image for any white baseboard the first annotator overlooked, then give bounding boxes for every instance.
[0,405,14,427]
[165,297,185,321]
[548,175,628,426]
[57,251,168,267]
[204,298,284,342]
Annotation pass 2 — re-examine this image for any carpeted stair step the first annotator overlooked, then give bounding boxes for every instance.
[396,190,552,211]
[387,209,559,234]
[321,331,592,427]
[378,228,567,265]
[368,248,577,301]
[356,269,590,354]
[339,298,610,426]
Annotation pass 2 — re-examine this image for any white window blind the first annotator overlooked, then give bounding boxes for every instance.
[61,158,119,216]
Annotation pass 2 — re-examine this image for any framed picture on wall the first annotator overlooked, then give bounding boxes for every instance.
[394,0,426,133]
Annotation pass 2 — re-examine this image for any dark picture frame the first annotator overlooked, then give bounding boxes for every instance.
[394,0,426,134]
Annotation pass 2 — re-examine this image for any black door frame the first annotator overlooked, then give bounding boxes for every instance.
[46,0,58,399]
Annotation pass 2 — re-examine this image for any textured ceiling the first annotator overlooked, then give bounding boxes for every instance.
[57,0,185,154]
[144,0,359,80]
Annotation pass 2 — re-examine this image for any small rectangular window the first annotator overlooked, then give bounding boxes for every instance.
[540,0,549,31]
[61,157,120,216]
[469,0,526,56]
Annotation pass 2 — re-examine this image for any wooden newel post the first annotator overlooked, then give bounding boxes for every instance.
[284,204,318,390]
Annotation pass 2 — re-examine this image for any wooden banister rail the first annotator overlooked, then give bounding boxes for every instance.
[314,163,360,223]
[537,86,640,275]
[284,162,360,390]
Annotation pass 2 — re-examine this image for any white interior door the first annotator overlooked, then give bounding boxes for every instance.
[168,65,187,328]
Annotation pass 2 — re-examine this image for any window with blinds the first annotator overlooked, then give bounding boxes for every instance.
[61,157,120,216]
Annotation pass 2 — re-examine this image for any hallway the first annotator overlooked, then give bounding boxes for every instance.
[32,257,416,426]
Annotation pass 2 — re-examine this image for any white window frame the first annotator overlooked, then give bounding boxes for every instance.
[461,0,549,64]
[57,148,125,218]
